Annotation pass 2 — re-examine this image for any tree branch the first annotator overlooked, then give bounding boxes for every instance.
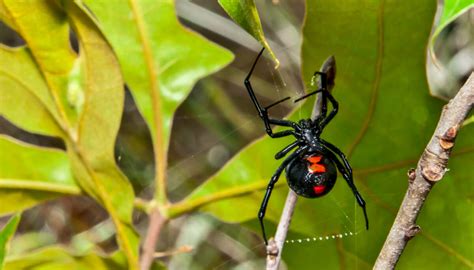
[266,56,336,269]
[374,72,474,269]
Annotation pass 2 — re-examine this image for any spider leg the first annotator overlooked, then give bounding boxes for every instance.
[268,130,297,138]
[265,96,291,110]
[294,71,329,122]
[312,71,328,118]
[294,89,324,103]
[312,71,328,89]
[321,141,369,230]
[245,48,300,138]
[274,141,299,159]
[259,146,307,245]
[319,89,338,129]
[309,71,340,128]
[321,139,352,174]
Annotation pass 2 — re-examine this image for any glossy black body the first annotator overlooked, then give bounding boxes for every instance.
[245,48,369,245]
[286,152,337,198]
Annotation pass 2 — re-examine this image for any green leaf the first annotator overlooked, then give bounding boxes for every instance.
[177,0,474,268]
[0,2,15,36]
[217,0,279,66]
[3,0,80,128]
[0,213,20,270]
[3,245,167,270]
[82,0,233,203]
[0,1,139,267]
[63,2,139,267]
[168,137,290,221]
[430,0,474,56]
[0,136,79,215]
[4,246,127,270]
[0,46,63,137]
[8,232,56,256]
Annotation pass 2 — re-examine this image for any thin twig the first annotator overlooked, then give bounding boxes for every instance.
[140,208,167,270]
[266,56,337,269]
[153,245,193,258]
[374,72,474,269]
[265,190,298,269]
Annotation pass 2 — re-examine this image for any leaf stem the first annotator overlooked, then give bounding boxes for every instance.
[374,72,474,269]
[167,180,283,218]
[134,198,151,214]
[130,0,168,267]
[128,0,168,205]
[0,179,81,194]
[71,147,139,268]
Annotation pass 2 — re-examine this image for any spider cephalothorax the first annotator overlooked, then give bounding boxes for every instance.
[244,48,369,244]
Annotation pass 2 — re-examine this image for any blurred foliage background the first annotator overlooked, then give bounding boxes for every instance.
[0,0,473,269]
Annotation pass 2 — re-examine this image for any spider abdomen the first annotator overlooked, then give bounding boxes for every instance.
[285,152,337,198]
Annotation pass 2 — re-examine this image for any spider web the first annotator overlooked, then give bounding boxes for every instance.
[265,44,364,247]
[113,7,376,267]
[170,45,367,267]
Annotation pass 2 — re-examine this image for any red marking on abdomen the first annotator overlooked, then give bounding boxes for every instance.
[313,185,326,195]
[307,156,326,173]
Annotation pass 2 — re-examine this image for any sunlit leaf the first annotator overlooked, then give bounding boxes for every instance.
[0,1,15,29]
[3,0,79,127]
[64,2,139,266]
[0,213,20,270]
[0,1,139,267]
[4,245,167,270]
[0,46,63,137]
[83,0,233,203]
[0,136,79,215]
[178,0,474,268]
[4,246,127,270]
[217,0,279,65]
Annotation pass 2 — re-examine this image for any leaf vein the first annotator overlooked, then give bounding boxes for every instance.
[346,0,385,158]
[128,0,167,203]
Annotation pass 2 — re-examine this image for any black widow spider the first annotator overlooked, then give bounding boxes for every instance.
[244,48,369,245]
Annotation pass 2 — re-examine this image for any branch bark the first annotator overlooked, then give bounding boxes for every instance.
[266,56,336,269]
[140,208,167,270]
[374,72,474,269]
